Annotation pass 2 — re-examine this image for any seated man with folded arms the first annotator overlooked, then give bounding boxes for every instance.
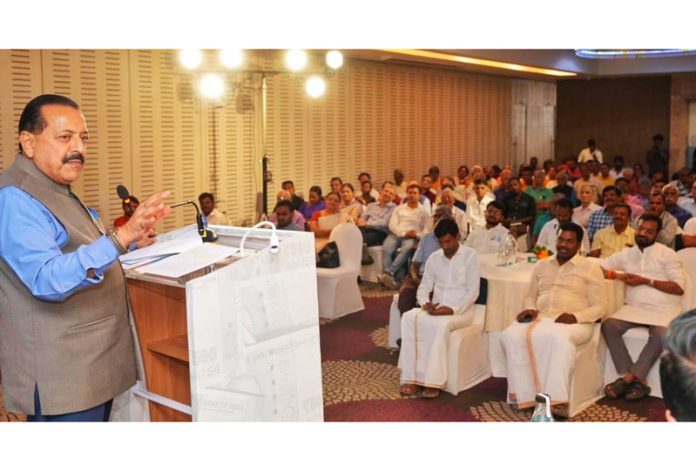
[397,206,453,316]
[536,198,590,255]
[501,222,606,413]
[600,213,686,401]
[398,219,479,399]
[357,183,396,265]
[379,184,430,290]
[659,309,696,422]
[589,203,634,258]
[464,200,510,253]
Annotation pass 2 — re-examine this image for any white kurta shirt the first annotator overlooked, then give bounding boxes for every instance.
[536,218,591,255]
[600,243,685,322]
[523,254,607,324]
[416,245,479,316]
[465,193,495,231]
[464,223,510,254]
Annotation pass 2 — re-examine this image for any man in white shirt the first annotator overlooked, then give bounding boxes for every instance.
[677,180,696,217]
[466,178,495,231]
[379,184,430,290]
[501,222,606,411]
[438,186,469,241]
[600,213,686,401]
[398,219,479,399]
[578,138,604,164]
[199,192,230,226]
[537,198,590,255]
[465,200,510,253]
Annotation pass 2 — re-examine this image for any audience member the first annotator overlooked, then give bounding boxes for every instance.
[464,200,510,253]
[589,203,634,258]
[393,169,407,198]
[357,184,397,264]
[420,174,437,204]
[114,195,140,228]
[669,167,693,197]
[647,192,680,249]
[502,222,606,413]
[339,183,363,223]
[526,169,554,237]
[678,180,696,217]
[663,184,692,228]
[330,177,342,194]
[198,192,229,226]
[273,199,303,231]
[551,171,577,206]
[660,309,696,422]
[587,186,622,241]
[600,213,686,401]
[502,177,536,242]
[635,177,653,209]
[357,179,377,205]
[438,186,469,240]
[596,162,616,188]
[609,155,627,179]
[379,184,430,290]
[397,206,453,315]
[309,191,348,251]
[466,178,495,231]
[573,163,601,203]
[572,183,602,229]
[578,138,603,163]
[428,165,442,191]
[268,190,305,228]
[298,185,326,221]
[398,219,479,399]
[537,198,590,255]
[281,180,305,211]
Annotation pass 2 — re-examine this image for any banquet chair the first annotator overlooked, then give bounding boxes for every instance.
[316,223,365,320]
[567,323,604,416]
[600,249,696,399]
[389,295,491,395]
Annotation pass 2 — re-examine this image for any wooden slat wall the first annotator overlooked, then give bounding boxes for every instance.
[0,49,556,227]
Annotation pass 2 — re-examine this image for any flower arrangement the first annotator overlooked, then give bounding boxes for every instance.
[532,245,553,259]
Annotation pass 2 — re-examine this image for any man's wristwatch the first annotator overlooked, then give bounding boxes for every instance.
[107,227,128,255]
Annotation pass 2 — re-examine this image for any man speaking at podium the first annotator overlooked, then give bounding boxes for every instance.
[0,94,170,421]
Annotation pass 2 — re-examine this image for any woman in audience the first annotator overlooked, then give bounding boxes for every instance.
[340,183,363,222]
[309,191,349,251]
[572,183,602,229]
[299,185,326,221]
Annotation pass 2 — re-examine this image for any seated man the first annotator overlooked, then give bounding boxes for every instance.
[464,200,510,254]
[600,213,686,401]
[398,219,479,399]
[379,184,430,290]
[438,185,469,241]
[663,184,692,228]
[589,203,634,258]
[587,185,621,242]
[272,199,303,231]
[281,180,305,211]
[501,222,606,411]
[268,190,306,228]
[502,177,536,240]
[397,206,453,316]
[357,183,396,264]
[198,192,229,226]
[646,191,680,249]
[114,195,140,228]
[536,198,590,255]
[660,309,696,422]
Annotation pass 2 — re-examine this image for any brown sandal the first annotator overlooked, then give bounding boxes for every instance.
[604,377,630,399]
[625,380,651,401]
[422,387,441,399]
[400,384,419,397]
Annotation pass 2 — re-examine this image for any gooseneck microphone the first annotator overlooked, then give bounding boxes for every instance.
[171,200,218,243]
[116,184,131,203]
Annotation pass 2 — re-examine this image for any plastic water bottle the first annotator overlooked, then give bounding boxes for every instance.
[531,393,554,422]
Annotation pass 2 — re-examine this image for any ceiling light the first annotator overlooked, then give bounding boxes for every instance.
[326,50,344,70]
[305,76,326,98]
[220,49,244,68]
[200,74,225,100]
[286,49,308,72]
[179,49,203,70]
[379,49,577,77]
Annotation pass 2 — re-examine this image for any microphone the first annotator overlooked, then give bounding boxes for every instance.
[171,200,218,243]
[116,184,131,204]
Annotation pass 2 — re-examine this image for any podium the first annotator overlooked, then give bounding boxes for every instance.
[124,224,324,421]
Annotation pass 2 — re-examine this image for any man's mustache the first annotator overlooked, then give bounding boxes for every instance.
[63,153,85,164]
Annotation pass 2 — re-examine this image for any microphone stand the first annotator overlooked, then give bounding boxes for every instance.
[171,200,218,242]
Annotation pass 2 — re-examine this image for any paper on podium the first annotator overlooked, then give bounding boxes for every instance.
[119,225,202,269]
[133,243,239,278]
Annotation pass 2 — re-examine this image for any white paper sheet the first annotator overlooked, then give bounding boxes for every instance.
[134,243,239,278]
[119,224,202,268]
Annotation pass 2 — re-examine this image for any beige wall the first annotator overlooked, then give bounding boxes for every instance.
[670,73,696,174]
[0,49,554,227]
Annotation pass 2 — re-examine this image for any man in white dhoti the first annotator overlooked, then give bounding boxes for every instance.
[398,218,479,398]
[600,212,686,401]
[501,222,606,411]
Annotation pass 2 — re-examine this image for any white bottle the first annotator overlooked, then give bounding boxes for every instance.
[531,393,554,422]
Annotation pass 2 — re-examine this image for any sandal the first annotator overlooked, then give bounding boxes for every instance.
[625,380,651,401]
[604,377,630,399]
[422,387,441,399]
[400,384,419,397]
